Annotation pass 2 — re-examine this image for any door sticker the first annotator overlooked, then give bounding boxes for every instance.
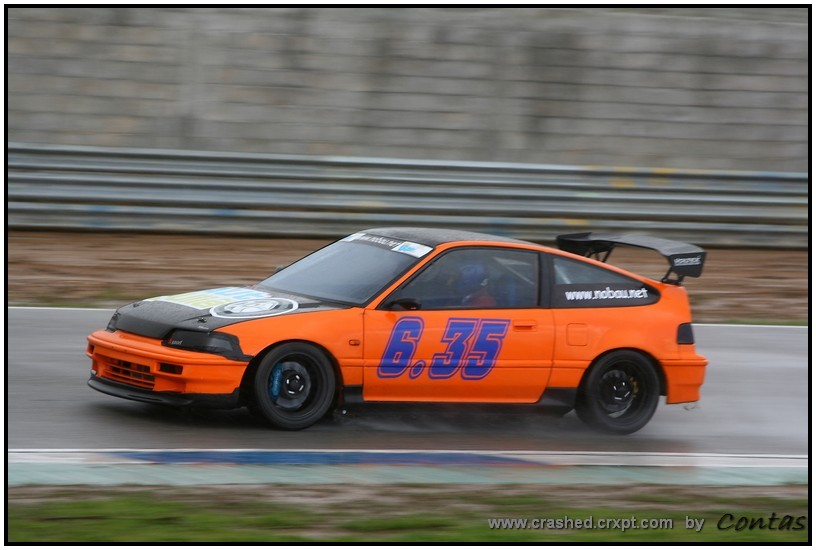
[378,316,510,381]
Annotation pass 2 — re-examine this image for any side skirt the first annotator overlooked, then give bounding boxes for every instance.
[339,385,576,413]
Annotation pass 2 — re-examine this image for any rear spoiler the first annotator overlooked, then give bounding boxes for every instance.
[556,232,706,285]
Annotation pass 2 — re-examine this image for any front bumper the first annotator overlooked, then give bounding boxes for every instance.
[88,375,241,408]
[87,329,250,401]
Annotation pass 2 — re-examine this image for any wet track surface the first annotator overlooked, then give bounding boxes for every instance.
[8,308,808,455]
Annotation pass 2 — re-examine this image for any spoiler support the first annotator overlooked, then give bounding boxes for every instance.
[556,232,706,285]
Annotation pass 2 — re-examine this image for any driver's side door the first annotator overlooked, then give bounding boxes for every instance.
[362,246,554,402]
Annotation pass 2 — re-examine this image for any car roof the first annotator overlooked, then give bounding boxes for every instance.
[362,227,536,247]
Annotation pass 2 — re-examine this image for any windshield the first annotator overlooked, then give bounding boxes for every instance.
[257,235,433,305]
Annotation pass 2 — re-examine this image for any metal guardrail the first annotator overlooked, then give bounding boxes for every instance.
[7,142,809,248]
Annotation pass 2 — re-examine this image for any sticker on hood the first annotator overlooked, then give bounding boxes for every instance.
[145,287,272,310]
[210,297,299,319]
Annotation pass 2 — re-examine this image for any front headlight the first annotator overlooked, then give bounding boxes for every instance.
[162,329,250,361]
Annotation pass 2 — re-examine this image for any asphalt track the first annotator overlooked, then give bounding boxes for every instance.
[7,307,808,457]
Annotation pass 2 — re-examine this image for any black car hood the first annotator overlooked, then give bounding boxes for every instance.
[111,286,345,339]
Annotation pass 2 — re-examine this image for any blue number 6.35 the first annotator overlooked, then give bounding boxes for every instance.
[378,317,510,380]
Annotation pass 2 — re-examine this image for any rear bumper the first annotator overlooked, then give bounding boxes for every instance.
[662,355,708,404]
[88,375,241,408]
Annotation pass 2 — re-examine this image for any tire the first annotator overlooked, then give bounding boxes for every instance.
[252,342,336,430]
[575,350,660,435]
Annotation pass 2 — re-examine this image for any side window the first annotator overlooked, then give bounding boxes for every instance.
[385,248,539,310]
[551,256,659,308]
[554,256,633,285]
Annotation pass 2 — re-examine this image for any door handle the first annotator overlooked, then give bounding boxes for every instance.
[512,320,537,330]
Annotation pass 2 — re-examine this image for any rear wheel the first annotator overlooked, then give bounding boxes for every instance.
[575,351,659,435]
[252,343,336,430]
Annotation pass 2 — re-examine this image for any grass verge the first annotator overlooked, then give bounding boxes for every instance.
[7,484,810,543]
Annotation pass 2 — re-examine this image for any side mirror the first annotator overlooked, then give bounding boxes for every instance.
[385,298,421,311]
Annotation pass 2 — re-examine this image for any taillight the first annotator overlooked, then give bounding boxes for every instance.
[677,323,695,345]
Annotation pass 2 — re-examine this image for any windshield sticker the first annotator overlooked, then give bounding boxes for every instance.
[393,241,433,258]
[355,234,405,249]
[343,233,432,258]
[145,287,271,310]
[341,232,366,242]
[210,297,299,319]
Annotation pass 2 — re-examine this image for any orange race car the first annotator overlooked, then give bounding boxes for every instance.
[87,228,707,434]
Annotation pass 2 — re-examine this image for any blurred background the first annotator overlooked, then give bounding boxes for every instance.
[6,7,809,321]
[6,7,809,168]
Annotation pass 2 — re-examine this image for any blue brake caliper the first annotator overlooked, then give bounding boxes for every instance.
[269,363,283,403]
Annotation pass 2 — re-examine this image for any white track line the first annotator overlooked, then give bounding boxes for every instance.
[8,449,809,469]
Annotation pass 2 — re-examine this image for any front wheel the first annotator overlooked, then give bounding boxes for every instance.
[575,351,660,435]
[252,343,336,430]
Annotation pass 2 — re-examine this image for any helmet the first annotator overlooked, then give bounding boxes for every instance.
[455,263,488,295]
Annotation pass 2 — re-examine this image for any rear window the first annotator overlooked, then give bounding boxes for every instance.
[554,256,634,285]
[551,256,659,308]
